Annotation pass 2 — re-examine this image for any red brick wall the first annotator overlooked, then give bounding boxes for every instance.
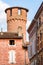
[1,7,30,65]
[0,39,29,65]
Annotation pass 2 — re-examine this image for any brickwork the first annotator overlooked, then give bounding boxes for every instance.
[5,7,28,42]
[0,39,29,65]
[0,7,29,65]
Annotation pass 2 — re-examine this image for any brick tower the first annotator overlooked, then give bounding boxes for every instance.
[0,7,29,65]
[5,7,28,42]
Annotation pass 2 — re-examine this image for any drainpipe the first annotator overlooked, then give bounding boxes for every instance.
[22,34,26,65]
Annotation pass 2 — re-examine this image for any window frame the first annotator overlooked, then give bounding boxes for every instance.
[18,9,21,15]
[9,40,16,46]
[8,50,16,64]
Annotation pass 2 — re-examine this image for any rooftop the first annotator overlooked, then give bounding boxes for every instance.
[0,32,22,39]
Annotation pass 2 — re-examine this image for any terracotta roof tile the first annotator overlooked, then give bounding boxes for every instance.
[0,32,22,39]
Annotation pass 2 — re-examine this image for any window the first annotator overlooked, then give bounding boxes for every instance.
[32,40,36,55]
[40,31,42,41]
[18,26,22,36]
[39,17,41,26]
[37,21,39,30]
[37,17,41,29]
[18,26,22,31]
[9,50,16,64]
[10,9,12,16]
[28,44,32,59]
[9,40,15,45]
[18,9,21,15]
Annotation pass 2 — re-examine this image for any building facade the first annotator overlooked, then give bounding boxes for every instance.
[0,7,29,65]
[27,2,43,65]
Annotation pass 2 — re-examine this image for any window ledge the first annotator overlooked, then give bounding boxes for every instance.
[8,61,16,64]
[8,44,16,47]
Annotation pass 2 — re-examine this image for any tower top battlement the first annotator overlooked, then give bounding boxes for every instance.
[5,6,28,13]
[5,6,28,21]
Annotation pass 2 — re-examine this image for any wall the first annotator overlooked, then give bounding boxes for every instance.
[0,39,29,65]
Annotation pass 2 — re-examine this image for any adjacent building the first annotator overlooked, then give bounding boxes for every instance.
[27,2,43,65]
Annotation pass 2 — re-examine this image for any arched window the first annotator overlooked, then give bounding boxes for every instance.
[18,26,22,36]
[18,26,22,31]
[9,50,16,64]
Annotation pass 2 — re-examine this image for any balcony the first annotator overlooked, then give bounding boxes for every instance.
[22,42,29,49]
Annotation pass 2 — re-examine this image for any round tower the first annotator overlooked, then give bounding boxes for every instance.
[5,7,28,42]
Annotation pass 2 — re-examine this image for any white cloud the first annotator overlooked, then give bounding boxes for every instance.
[26,20,31,30]
[0,0,9,19]
[0,0,10,31]
[26,20,31,42]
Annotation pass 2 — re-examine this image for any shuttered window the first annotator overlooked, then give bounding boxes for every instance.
[9,50,16,64]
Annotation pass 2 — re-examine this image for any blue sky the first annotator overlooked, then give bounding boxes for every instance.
[2,0,43,21]
[0,0,43,41]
